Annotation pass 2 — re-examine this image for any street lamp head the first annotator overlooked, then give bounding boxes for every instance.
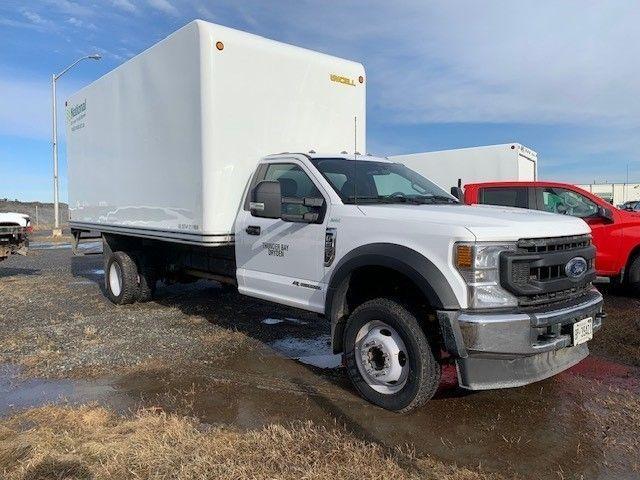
[88,54,102,60]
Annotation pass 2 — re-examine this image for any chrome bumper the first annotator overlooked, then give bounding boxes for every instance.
[437,289,604,390]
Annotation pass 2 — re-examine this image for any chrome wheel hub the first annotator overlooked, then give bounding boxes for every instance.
[354,320,409,394]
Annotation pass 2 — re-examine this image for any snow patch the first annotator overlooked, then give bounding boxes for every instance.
[268,335,342,369]
[262,318,284,325]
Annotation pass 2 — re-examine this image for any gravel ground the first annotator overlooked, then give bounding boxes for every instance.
[0,243,326,379]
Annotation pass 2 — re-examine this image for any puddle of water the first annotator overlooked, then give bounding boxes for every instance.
[0,364,120,417]
[30,241,102,251]
[30,242,72,250]
[268,335,342,369]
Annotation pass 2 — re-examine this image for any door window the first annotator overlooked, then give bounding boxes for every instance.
[480,187,529,208]
[263,163,322,216]
[539,187,599,218]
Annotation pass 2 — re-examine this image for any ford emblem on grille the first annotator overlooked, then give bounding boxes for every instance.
[565,257,588,279]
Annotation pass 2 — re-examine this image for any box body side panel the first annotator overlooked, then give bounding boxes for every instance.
[66,22,204,237]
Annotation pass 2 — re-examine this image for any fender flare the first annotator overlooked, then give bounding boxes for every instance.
[326,243,460,352]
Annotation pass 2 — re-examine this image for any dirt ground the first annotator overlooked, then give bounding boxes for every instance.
[1,239,639,479]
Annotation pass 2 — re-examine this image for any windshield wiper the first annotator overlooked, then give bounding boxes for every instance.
[344,195,458,205]
[416,195,459,204]
[344,195,390,204]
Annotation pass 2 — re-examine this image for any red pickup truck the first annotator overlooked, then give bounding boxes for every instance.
[462,181,640,293]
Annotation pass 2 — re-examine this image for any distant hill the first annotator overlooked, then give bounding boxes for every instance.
[0,200,69,229]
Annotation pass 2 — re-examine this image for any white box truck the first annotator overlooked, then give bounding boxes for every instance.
[391,143,537,192]
[67,21,603,412]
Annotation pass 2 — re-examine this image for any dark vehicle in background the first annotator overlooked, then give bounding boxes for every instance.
[463,181,640,294]
[618,200,640,212]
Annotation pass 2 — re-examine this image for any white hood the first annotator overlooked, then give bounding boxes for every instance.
[0,212,30,227]
[357,203,589,241]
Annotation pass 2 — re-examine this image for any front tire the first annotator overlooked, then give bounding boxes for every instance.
[105,251,139,305]
[343,298,441,412]
[626,254,640,296]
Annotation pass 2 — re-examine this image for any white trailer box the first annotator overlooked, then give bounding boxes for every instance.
[66,20,365,245]
[390,143,537,191]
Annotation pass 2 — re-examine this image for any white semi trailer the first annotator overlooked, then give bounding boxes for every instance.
[67,21,603,412]
[391,143,537,192]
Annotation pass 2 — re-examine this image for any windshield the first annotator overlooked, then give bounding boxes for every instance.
[311,158,458,205]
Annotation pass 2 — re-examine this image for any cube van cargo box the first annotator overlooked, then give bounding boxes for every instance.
[390,143,537,192]
[66,20,365,245]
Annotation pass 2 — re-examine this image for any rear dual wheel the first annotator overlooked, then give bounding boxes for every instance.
[343,298,441,413]
[105,251,156,304]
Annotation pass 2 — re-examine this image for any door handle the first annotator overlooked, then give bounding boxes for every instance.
[246,225,261,236]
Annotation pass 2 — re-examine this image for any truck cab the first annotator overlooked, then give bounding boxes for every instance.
[230,155,604,410]
[464,181,640,293]
[97,153,605,412]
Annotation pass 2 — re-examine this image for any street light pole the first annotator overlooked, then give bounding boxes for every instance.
[51,54,101,236]
[51,73,59,234]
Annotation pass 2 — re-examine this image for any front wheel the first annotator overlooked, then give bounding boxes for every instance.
[626,254,640,296]
[343,298,441,412]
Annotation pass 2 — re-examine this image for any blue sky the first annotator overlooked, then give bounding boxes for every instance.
[1,0,639,201]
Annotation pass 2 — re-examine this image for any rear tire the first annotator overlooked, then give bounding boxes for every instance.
[343,298,441,413]
[105,251,139,305]
[626,254,640,296]
[135,253,157,302]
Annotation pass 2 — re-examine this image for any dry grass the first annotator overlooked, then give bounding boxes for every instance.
[0,405,502,480]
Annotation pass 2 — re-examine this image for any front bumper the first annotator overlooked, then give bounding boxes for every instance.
[437,289,604,390]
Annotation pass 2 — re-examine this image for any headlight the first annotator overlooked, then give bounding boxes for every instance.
[454,242,518,309]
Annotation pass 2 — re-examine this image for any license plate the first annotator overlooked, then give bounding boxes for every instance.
[573,317,593,345]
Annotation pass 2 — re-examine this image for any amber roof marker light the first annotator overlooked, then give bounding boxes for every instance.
[216,41,224,51]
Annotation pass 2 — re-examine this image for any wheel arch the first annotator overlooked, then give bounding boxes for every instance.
[326,243,460,353]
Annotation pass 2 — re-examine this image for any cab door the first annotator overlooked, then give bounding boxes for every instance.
[534,186,623,275]
[234,160,330,312]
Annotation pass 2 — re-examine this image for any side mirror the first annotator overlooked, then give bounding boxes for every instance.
[250,181,281,218]
[450,186,464,201]
[598,205,614,222]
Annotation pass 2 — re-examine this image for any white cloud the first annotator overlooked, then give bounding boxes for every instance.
[112,0,137,13]
[66,17,97,29]
[195,4,214,20]
[22,9,53,27]
[250,0,640,128]
[147,0,178,16]
[42,0,93,17]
